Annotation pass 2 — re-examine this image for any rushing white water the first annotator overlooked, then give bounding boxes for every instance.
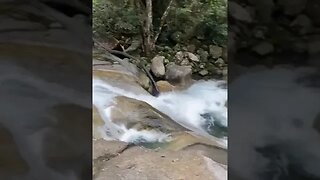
[93,76,228,144]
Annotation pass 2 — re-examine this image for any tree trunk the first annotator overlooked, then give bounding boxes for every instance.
[143,0,154,56]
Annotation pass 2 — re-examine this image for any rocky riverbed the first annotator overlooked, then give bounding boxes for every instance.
[93,58,228,180]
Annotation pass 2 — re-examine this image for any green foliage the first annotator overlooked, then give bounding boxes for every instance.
[93,0,227,46]
[93,0,140,38]
[166,0,227,45]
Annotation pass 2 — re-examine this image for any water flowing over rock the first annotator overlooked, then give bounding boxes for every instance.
[93,65,150,96]
[110,96,187,134]
[93,106,105,140]
[93,62,228,179]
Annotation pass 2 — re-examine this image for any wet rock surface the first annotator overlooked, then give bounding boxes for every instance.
[110,96,187,134]
[93,139,227,180]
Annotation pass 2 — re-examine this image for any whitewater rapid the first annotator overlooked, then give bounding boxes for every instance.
[93,77,228,144]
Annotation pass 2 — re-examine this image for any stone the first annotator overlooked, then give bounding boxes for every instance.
[180,59,190,66]
[308,40,320,54]
[93,139,128,177]
[254,29,265,39]
[292,41,307,53]
[175,51,184,62]
[150,55,165,77]
[249,0,274,22]
[94,146,226,180]
[278,0,306,15]
[229,2,252,22]
[93,139,128,160]
[290,14,312,34]
[222,68,228,77]
[198,49,209,62]
[187,52,200,62]
[165,64,192,85]
[93,65,150,95]
[252,42,274,55]
[215,58,225,66]
[156,81,175,93]
[199,70,209,76]
[164,58,170,64]
[221,48,228,61]
[306,0,320,26]
[92,59,112,66]
[209,45,223,59]
[163,131,227,164]
[187,44,196,53]
[110,96,187,134]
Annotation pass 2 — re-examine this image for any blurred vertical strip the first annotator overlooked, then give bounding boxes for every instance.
[0,0,92,180]
[229,0,320,179]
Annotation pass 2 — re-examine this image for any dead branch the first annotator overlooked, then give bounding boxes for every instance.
[93,39,159,96]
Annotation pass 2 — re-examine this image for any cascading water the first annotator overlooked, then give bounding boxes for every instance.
[93,76,228,145]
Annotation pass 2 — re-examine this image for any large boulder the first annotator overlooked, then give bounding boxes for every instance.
[229,2,252,23]
[165,64,192,85]
[93,64,150,96]
[109,96,187,134]
[209,45,223,59]
[156,80,175,93]
[93,139,128,177]
[163,131,227,165]
[94,145,226,180]
[150,55,165,77]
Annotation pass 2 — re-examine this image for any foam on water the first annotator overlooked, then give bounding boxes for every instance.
[93,77,228,144]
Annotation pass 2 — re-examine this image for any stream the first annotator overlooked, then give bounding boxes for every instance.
[93,72,228,146]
